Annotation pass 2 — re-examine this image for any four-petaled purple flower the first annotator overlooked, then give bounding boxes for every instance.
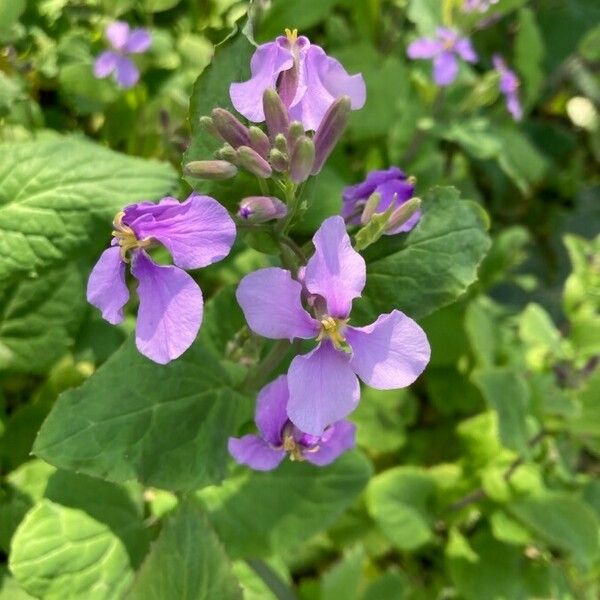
[94,21,151,89]
[87,193,236,364]
[230,28,366,131]
[236,216,431,435]
[342,167,420,234]
[228,375,356,471]
[407,27,477,86]
[493,54,523,121]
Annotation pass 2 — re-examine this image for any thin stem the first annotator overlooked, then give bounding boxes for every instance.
[242,339,290,393]
[280,235,307,264]
[257,176,270,196]
[246,559,297,600]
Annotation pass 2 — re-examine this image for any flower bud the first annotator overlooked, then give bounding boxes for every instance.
[274,133,288,155]
[237,145,273,178]
[287,121,304,149]
[238,196,287,222]
[289,135,315,183]
[183,160,238,180]
[263,88,290,140]
[360,192,382,225]
[211,108,250,148]
[216,143,237,163]
[269,148,289,172]
[249,126,270,159]
[312,96,351,174]
[385,197,422,233]
[199,116,220,140]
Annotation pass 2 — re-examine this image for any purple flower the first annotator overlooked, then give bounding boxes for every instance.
[93,21,151,89]
[493,54,523,121]
[407,27,477,86]
[230,28,366,131]
[342,166,420,234]
[228,375,356,471]
[236,216,430,435]
[87,194,236,364]
[463,0,499,12]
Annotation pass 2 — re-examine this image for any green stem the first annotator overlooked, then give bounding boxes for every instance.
[242,339,290,393]
[246,559,297,600]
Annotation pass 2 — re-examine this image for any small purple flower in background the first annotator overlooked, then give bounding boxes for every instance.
[463,0,499,13]
[407,27,477,86]
[94,21,151,89]
[230,28,366,131]
[87,194,236,364]
[342,166,420,234]
[493,54,523,121]
[228,375,356,471]
[236,216,430,435]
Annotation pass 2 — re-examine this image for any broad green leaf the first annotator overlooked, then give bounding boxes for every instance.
[0,566,35,600]
[509,491,600,567]
[143,0,180,12]
[9,499,133,600]
[366,466,436,551]
[128,502,242,600]
[320,546,366,600]
[472,367,530,454]
[489,510,532,546]
[362,570,408,600]
[0,264,86,374]
[407,0,443,34]
[354,186,490,323]
[197,451,372,558]
[0,137,177,284]
[34,334,249,492]
[568,369,600,455]
[518,303,564,369]
[515,8,545,105]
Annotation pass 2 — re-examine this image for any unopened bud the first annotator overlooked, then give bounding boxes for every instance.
[184,160,238,180]
[199,116,220,140]
[360,192,382,225]
[237,146,273,178]
[249,126,270,159]
[211,108,250,148]
[238,196,287,223]
[385,197,422,233]
[289,136,315,183]
[312,96,351,174]
[274,133,288,155]
[216,143,237,163]
[269,148,289,172]
[263,88,290,140]
[287,121,305,149]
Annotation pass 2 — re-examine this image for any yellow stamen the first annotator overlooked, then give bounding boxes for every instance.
[111,210,153,262]
[285,28,298,45]
[282,434,305,462]
[316,316,349,349]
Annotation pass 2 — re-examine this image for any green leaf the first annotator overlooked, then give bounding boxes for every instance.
[0,264,86,373]
[568,369,600,454]
[0,566,35,600]
[515,8,545,105]
[33,334,249,492]
[197,451,372,558]
[407,0,443,35]
[320,546,365,600]
[509,492,600,567]
[518,303,564,369]
[354,186,490,323]
[366,466,436,551]
[472,368,530,454]
[9,500,133,600]
[0,137,177,284]
[143,0,180,12]
[128,502,242,600]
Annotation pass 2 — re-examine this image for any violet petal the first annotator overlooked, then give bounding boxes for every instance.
[228,435,285,471]
[255,375,290,446]
[305,420,356,466]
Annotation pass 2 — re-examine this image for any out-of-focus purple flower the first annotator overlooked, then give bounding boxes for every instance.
[407,27,477,86]
[87,194,236,364]
[228,375,356,470]
[342,166,420,234]
[493,54,523,121]
[463,0,499,12]
[230,28,366,131]
[93,21,151,89]
[236,216,430,435]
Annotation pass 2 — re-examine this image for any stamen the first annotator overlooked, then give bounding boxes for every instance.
[111,210,153,262]
[316,315,349,349]
[285,28,298,45]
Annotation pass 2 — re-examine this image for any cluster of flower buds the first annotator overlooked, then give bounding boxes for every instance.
[184,88,351,186]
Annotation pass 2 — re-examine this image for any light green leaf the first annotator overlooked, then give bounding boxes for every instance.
[321,546,366,600]
[366,466,436,551]
[407,0,443,35]
[518,303,564,369]
[143,0,180,12]
[197,451,372,558]
[515,7,545,105]
[0,137,177,284]
[128,502,242,600]
[354,186,490,323]
[0,566,35,600]
[9,500,133,600]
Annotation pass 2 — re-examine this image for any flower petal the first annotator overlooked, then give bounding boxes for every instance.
[342,166,406,203]
[375,178,415,211]
[236,267,320,340]
[506,93,523,121]
[230,41,293,122]
[455,38,478,63]
[93,51,119,78]
[318,53,366,110]
[407,37,444,60]
[228,435,285,471]
[124,28,152,53]
[433,51,458,86]
[255,375,289,446]
[87,246,129,325]
[106,21,130,51]
[305,420,356,466]
[115,56,140,88]
[128,194,236,270]
[304,216,366,318]
[346,310,430,389]
[287,341,360,435]
[131,251,203,364]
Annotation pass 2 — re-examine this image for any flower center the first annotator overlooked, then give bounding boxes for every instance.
[317,315,349,349]
[112,211,152,262]
[285,28,299,46]
[282,433,306,461]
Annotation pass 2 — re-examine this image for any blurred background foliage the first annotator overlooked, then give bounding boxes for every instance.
[0,0,599,598]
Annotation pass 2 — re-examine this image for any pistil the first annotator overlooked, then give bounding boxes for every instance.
[112,211,152,262]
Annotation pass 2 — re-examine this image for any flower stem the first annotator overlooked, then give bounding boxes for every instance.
[246,558,298,600]
[242,339,290,393]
